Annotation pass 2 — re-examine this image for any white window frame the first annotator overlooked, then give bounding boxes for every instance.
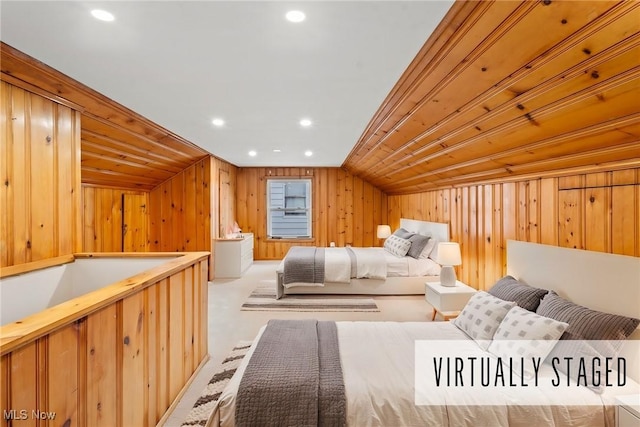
[267,179,312,238]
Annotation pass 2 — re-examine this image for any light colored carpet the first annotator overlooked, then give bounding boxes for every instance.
[241,286,380,312]
[180,341,252,427]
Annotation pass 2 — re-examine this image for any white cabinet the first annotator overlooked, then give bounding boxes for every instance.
[214,233,253,278]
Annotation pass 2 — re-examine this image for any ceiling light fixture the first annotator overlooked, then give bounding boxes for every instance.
[273,149,282,153]
[91,9,115,22]
[211,118,225,127]
[304,150,313,157]
[299,118,312,127]
[248,150,257,157]
[286,10,306,23]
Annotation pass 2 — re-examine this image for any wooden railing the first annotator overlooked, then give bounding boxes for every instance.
[1,252,210,427]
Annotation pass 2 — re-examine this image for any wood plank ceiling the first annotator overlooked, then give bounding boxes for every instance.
[0,44,209,191]
[343,0,640,195]
[2,0,639,195]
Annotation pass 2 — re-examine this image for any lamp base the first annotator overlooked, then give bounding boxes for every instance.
[440,266,457,287]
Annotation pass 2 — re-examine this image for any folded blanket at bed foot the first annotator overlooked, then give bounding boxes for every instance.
[235,319,346,427]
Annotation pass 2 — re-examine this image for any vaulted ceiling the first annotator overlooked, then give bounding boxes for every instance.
[2,0,639,194]
[1,44,209,191]
[343,0,640,194]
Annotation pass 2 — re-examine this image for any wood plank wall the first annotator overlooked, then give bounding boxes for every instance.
[82,187,150,252]
[0,81,82,268]
[236,167,388,260]
[387,168,640,291]
[149,156,236,278]
[1,255,208,427]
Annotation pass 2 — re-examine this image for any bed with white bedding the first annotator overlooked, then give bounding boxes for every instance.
[276,218,448,299]
[213,321,639,427]
[211,241,640,427]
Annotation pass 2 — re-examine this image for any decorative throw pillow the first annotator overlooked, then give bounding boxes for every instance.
[536,291,640,392]
[392,227,414,239]
[487,306,568,379]
[419,238,437,259]
[383,235,412,257]
[407,234,431,259]
[428,239,440,262]
[488,275,549,312]
[452,291,517,350]
[536,291,640,342]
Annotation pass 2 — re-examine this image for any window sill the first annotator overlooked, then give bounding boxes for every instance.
[267,238,315,243]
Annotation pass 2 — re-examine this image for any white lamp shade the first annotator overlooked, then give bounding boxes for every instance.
[377,225,391,239]
[437,242,461,266]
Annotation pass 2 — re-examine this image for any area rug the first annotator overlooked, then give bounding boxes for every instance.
[180,341,252,427]
[241,286,380,312]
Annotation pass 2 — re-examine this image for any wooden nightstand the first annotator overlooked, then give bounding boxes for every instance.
[617,395,640,427]
[425,281,477,321]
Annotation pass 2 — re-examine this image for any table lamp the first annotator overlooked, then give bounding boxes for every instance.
[437,242,461,287]
[377,225,391,239]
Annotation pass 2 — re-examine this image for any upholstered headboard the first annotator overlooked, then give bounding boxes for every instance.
[399,218,449,243]
[506,240,640,382]
[506,240,639,320]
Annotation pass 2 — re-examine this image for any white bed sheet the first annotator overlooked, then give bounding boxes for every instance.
[276,247,441,280]
[384,249,441,277]
[212,321,636,426]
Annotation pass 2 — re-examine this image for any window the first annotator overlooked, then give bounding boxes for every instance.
[267,179,312,238]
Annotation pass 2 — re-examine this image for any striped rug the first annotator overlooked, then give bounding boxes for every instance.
[241,286,380,312]
[180,341,252,427]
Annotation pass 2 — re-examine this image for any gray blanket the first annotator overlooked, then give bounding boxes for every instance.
[235,319,346,427]
[283,246,325,285]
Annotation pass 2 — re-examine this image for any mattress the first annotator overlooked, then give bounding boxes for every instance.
[212,321,639,426]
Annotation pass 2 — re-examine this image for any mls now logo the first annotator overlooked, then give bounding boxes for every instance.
[4,409,56,420]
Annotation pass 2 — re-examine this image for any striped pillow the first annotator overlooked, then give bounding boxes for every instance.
[488,275,549,311]
[536,291,639,393]
[536,291,639,342]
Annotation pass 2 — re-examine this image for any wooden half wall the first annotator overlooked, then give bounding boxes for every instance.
[387,167,640,291]
[236,167,387,260]
[0,81,82,268]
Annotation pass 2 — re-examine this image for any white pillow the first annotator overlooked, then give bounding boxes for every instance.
[487,306,569,379]
[428,239,439,261]
[418,237,436,259]
[452,291,516,350]
[383,234,412,257]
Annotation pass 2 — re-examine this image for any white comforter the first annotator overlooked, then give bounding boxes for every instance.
[282,247,439,288]
[212,321,637,426]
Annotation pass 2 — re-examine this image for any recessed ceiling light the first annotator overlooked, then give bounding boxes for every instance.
[273,149,282,153]
[286,10,306,23]
[299,118,312,127]
[91,9,115,22]
[248,150,257,157]
[304,150,313,157]
[212,118,225,127]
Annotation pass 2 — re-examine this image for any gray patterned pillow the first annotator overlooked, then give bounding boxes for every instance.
[536,291,640,392]
[536,291,640,341]
[392,227,414,239]
[407,234,431,259]
[488,306,568,379]
[383,235,412,257]
[488,275,549,311]
[452,291,516,350]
